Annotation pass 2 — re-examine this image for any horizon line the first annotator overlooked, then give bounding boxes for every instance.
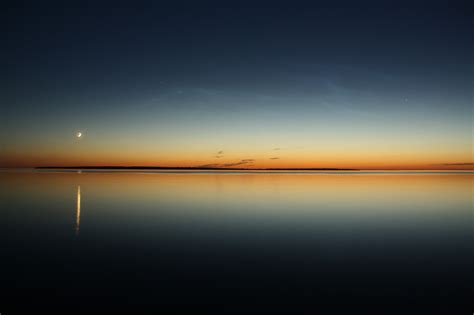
[0,165,466,171]
[34,166,360,171]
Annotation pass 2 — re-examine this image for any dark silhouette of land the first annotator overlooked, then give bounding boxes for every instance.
[36,166,359,171]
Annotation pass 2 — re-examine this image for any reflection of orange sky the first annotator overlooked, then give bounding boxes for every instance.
[1,172,471,218]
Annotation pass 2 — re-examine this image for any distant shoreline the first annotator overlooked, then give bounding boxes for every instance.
[0,167,470,173]
[35,166,360,171]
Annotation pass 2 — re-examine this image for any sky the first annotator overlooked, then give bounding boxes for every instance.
[1,1,472,169]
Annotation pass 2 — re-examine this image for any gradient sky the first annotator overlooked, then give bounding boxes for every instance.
[1,1,472,169]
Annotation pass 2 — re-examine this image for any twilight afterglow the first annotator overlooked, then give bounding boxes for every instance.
[1,2,472,313]
[1,3,471,170]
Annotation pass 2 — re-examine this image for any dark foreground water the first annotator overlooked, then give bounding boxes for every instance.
[0,171,472,314]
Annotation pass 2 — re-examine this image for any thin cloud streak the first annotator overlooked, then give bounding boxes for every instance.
[441,163,474,166]
[196,159,255,168]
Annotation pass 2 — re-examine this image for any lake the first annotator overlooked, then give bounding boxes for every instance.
[0,170,472,314]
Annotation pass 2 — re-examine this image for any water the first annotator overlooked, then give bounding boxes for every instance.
[0,170,472,313]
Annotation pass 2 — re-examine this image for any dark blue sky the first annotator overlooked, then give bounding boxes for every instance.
[1,1,472,168]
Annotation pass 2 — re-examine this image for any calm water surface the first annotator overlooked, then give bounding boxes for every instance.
[0,171,472,313]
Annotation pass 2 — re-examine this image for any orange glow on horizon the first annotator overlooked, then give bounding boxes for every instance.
[1,154,472,170]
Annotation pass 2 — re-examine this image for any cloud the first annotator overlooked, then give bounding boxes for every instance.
[272,148,281,151]
[217,150,224,154]
[270,157,280,160]
[441,163,474,166]
[196,159,255,168]
[223,159,255,167]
